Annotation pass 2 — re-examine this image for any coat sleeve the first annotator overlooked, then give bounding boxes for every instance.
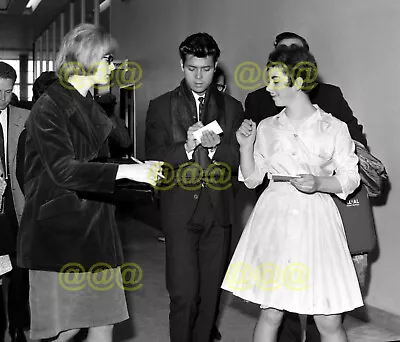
[27,96,118,193]
[107,114,132,150]
[212,99,244,173]
[145,98,193,168]
[244,91,262,124]
[333,122,360,200]
[330,87,368,147]
[16,129,26,194]
[244,90,279,125]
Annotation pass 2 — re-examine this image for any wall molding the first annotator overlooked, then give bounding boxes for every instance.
[351,305,400,335]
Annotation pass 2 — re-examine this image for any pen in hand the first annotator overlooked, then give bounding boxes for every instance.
[130,156,166,179]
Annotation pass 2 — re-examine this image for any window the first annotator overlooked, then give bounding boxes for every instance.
[1,59,54,101]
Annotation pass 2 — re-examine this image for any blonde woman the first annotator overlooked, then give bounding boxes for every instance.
[17,23,160,342]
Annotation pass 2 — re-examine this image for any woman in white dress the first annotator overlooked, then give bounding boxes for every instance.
[221,46,363,342]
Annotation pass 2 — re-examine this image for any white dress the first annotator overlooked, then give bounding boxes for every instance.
[221,106,364,314]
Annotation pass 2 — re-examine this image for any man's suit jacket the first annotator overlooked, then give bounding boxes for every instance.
[7,105,29,224]
[145,86,244,230]
[0,105,29,255]
[0,141,12,256]
[244,83,367,146]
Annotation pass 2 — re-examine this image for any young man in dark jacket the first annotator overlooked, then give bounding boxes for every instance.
[145,32,244,342]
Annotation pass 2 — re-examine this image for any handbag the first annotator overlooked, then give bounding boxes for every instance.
[332,184,377,255]
[78,157,157,205]
[354,141,388,198]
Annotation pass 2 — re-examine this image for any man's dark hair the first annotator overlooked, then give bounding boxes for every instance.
[32,71,59,103]
[274,32,310,51]
[267,45,318,92]
[0,62,17,83]
[179,32,220,65]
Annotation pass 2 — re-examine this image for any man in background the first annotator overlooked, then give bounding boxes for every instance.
[0,61,30,342]
[213,66,227,93]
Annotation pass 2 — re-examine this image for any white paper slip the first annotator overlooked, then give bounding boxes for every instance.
[193,120,223,141]
[0,255,12,276]
[268,173,301,182]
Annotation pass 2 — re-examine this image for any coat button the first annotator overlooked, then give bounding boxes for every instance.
[193,194,199,200]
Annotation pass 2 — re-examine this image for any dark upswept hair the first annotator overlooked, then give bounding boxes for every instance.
[179,32,220,65]
[0,62,17,83]
[267,45,318,92]
[274,32,310,51]
[55,23,117,80]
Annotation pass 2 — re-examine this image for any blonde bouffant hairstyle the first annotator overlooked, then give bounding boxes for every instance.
[55,23,117,80]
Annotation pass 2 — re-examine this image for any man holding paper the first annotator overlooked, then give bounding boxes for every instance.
[145,32,243,342]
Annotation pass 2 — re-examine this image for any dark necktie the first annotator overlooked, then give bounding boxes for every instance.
[194,96,211,170]
[198,96,205,121]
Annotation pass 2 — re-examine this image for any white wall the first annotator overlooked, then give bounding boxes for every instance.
[111,0,400,315]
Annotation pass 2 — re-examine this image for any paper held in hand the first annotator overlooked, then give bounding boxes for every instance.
[193,120,223,142]
[268,173,301,182]
[0,255,12,276]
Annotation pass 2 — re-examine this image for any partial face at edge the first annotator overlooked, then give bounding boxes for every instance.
[216,75,226,92]
[181,55,216,96]
[0,78,15,110]
[92,54,116,86]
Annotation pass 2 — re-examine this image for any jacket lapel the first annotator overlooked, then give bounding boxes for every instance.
[46,82,112,156]
[170,81,196,142]
[203,84,226,132]
[170,81,227,142]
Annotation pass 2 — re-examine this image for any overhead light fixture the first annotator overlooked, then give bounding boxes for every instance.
[26,0,42,12]
[99,0,111,13]
[0,0,12,11]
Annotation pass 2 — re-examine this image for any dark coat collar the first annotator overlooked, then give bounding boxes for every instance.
[176,79,225,124]
[45,80,112,151]
[170,79,226,143]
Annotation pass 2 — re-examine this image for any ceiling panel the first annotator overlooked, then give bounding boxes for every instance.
[0,0,85,57]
